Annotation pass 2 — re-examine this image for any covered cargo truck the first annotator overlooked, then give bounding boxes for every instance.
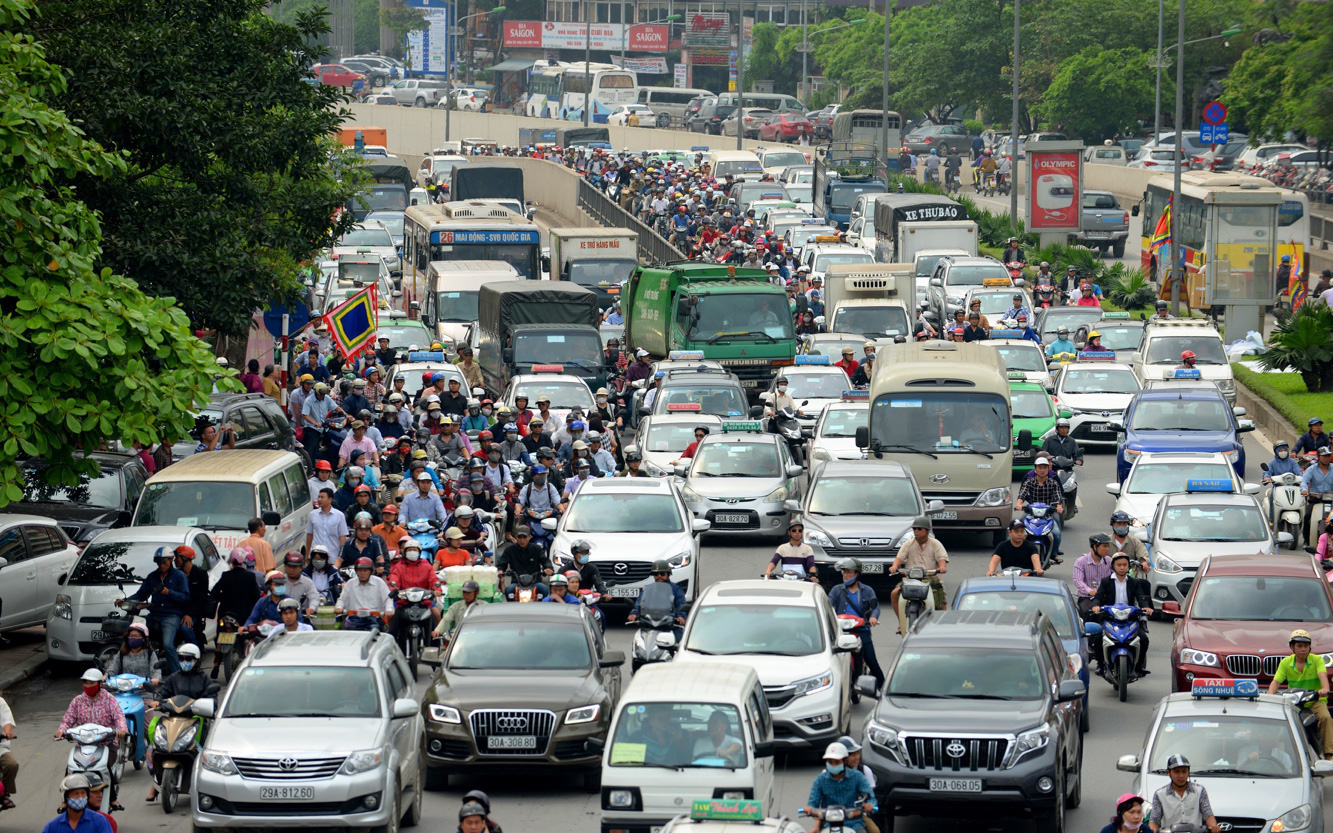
[477,281,605,394]
[548,228,639,311]
[451,164,526,204]
[823,263,915,340]
[872,194,976,264]
[812,154,885,230]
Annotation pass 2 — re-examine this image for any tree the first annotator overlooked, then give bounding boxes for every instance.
[380,3,427,63]
[1036,46,1160,139]
[1224,0,1333,143]
[30,0,362,338]
[1259,303,1333,394]
[0,0,221,506]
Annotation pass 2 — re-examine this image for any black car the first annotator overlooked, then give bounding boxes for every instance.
[859,610,1085,832]
[2,452,149,545]
[178,393,304,466]
[689,97,736,135]
[341,58,390,88]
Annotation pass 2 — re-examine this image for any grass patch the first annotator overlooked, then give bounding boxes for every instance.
[1232,363,1333,433]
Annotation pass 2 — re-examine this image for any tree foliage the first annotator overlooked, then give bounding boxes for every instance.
[1223,0,1333,143]
[30,0,362,338]
[1037,47,1161,141]
[1259,303,1333,393]
[0,0,221,505]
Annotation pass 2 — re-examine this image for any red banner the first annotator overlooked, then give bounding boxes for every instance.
[503,20,541,48]
[626,24,670,51]
[503,21,670,52]
[1027,149,1081,232]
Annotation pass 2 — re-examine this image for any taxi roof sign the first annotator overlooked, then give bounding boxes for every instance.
[1102,311,1131,319]
[667,402,703,412]
[721,420,763,433]
[841,389,869,401]
[982,277,1013,286]
[1186,478,1234,492]
[531,364,565,373]
[668,350,706,361]
[1166,368,1203,380]
[990,329,1022,339]
[407,351,446,362]
[794,355,831,366]
[1191,678,1260,698]
[690,798,764,822]
[812,235,841,243]
[1076,350,1117,361]
[1006,370,1027,380]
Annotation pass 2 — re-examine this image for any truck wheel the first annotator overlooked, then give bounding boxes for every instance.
[1112,240,1126,258]
[415,97,427,108]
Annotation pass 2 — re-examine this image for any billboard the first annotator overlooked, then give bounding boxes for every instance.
[684,12,730,47]
[611,56,669,73]
[502,21,670,52]
[1026,142,1083,232]
[403,0,455,76]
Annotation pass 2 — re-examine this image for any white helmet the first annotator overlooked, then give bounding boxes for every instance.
[179,644,202,659]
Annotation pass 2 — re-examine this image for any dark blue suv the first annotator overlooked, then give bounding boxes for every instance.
[1113,385,1253,482]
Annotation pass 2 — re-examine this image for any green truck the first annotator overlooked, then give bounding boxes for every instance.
[622,263,797,394]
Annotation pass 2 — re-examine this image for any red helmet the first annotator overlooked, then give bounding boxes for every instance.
[174,545,195,560]
[1181,350,1196,360]
[564,570,581,582]
[479,430,493,441]
[283,551,305,567]
[315,460,333,472]
[354,557,375,570]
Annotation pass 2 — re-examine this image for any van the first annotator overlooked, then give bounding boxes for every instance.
[716,92,803,114]
[707,149,764,182]
[131,450,312,555]
[598,663,775,833]
[420,260,521,347]
[635,86,712,129]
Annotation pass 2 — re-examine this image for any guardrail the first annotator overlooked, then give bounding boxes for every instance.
[577,180,686,265]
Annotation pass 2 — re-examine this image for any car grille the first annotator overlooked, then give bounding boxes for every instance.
[1224,655,1283,677]
[1215,817,1265,833]
[233,755,346,780]
[705,509,759,530]
[77,641,102,656]
[903,736,1010,771]
[763,685,797,710]
[602,561,653,587]
[469,709,555,756]
[925,491,983,507]
[714,359,776,387]
[218,799,357,816]
[824,548,898,561]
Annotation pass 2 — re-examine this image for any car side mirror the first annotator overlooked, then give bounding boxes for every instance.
[1131,205,1141,217]
[1016,429,1033,451]
[835,634,861,653]
[1106,482,1122,496]
[783,499,801,513]
[926,499,944,513]
[673,464,689,478]
[1232,406,1247,417]
[192,699,216,719]
[691,518,711,534]
[1241,482,1261,495]
[856,674,877,698]
[1161,601,1183,616]
[262,511,282,527]
[1107,419,1124,431]
[392,698,418,718]
[1278,531,1295,545]
[410,300,421,311]
[117,510,133,527]
[1116,753,1141,772]
[1238,419,1255,433]
[392,289,403,299]
[1057,680,1085,702]
[502,348,513,363]
[752,740,776,758]
[1058,409,1072,419]
[1314,759,1333,776]
[930,278,942,287]
[541,255,551,272]
[541,517,558,531]
[599,650,625,667]
[855,426,869,449]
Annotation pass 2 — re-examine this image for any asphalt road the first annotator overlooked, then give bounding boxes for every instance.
[4,425,1299,833]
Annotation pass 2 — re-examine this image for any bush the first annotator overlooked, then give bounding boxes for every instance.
[1104,266,1155,309]
[963,119,985,136]
[1257,303,1333,393]
[1233,364,1333,434]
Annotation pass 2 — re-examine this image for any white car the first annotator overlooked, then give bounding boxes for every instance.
[1051,360,1141,446]
[807,400,868,465]
[801,244,874,284]
[0,514,80,634]
[446,88,489,111]
[498,373,596,429]
[675,580,861,748]
[606,104,657,128]
[1235,142,1306,173]
[1107,451,1257,531]
[628,413,724,478]
[1133,319,1236,406]
[332,222,398,266]
[985,338,1051,389]
[763,362,856,436]
[384,357,469,403]
[545,477,708,604]
[757,148,810,178]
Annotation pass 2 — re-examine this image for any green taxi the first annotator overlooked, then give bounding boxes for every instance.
[1008,373,1067,473]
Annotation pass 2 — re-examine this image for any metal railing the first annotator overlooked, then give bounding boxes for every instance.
[1309,207,1332,251]
[577,179,685,265]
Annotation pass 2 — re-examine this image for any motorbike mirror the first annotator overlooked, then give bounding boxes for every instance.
[1242,482,1262,495]
[262,511,282,527]
[1083,621,1102,636]
[1161,601,1183,617]
[1056,680,1085,702]
[786,465,805,478]
[1013,277,1025,286]
[392,289,403,299]
[855,674,878,699]
[1105,482,1122,495]
[1116,754,1141,772]
[1278,531,1295,545]
[192,698,216,719]
[759,392,773,403]
[855,426,869,449]
[655,632,677,650]
[632,379,646,389]
[409,300,421,311]
[599,650,626,667]
[1261,462,1270,472]
[540,517,558,532]
[835,633,861,653]
[472,387,485,397]
[748,405,764,419]
[691,518,712,534]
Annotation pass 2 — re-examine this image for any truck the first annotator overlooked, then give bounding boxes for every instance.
[349,155,413,219]
[872,193,976,264]
[451,164,525,204]
[622,262,797,394]
[548,228,639,311]
[1072,189,1130,258]
[812,155,886,230]
[823,263,915,339]
[337,126,387,149]
[518,127,557,147]
[476,281,606,395]
[555,126,611,149]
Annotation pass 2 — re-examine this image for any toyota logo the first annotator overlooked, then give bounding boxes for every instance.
[496,717,529,730]
[614,563,628,576]
[1100,411,1110,418]
[929,473,950,484]
[278,757,299,771]
[945,742,966,759]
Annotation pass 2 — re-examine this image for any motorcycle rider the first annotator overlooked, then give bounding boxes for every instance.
[434,528,470,569]
[388,540,443,637]
[1147,754,1221,833]
[55,667,128,746]
[279,552,320,618]
[172,545,209,647]
[568,540,609,594]
[626,560,687,630]
[1011,313,1042,345]
[498,423,531,466]
[123,547,190,674]
[434,580,489,641]
[401,470,448,525]
[1015,456,1064,559]
[1301,446,1333,545]
[987,519,1043,576]
[828,558,884,694]
[588,432,618,475]
[1108,510,1151,575]
[343,484,381,526]
[1295,417,1326,456]
[148,643,210,708]
[1267,629,1333,760]
[340,515,388,572]
[496,528,552,593]
[269,597,314,636]
[208,548,263,676]
[1091,552,1153,677]
[1002,237,1025,266]
[1045,326,1076,358]
[850,353,875,387]
[1074,534,1114,669]
[517,464,562,537]
[1151,299,1173,321]
[245,571,291,626]
[542,573,580,606]
[943,148,962,186]
[888,516,949,634]
[1264,440,1304,483]
[303,544,344,604]
[301,382,346,460]
[618,449,650,477]
[764,520,817,581]
[45,774,112,833]
[521,417,553,456]
[336,557,394,630]
[1040,418,1084,476]
[804,742,875,832]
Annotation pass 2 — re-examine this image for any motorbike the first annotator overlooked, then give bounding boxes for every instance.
[1049,455,1079,520]
[1093,603,1144,702]
[944,167,961,194]
[900,567,938,632]
[61,723,117,802]
[764,568,809,582]
[798,797,871,833]
[505,573,546,603]
[1004,261,1026,283]
[576,588,606,630]
[406,518,442,562]
[1262,465,1305,550]
[631,581,679,673]
[996,171,1011,196]
[924,166,940,186]
[771,406,806,466]
[213,614,243,682]
[1282,688,1325,753]
[837,614,866,703]
[1306,491,1333,548]
[1032,282,1059,308]
[393,587,435,681]
[314,413,350,467]
[106,673,149,777]
[151,685,219,814]
[1022,502,1058,569]
[341,609,384,632]
[95,599,146,672]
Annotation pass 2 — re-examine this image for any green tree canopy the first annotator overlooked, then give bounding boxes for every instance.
[1036,46,1162,140]
[1224,0,1333,143]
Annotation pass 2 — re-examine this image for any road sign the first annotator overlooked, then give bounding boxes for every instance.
[263,303,311,338]
[1200,122,1229,144]
[1201,101,1227,125]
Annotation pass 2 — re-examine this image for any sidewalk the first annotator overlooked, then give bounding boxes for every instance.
[0,628,48,691]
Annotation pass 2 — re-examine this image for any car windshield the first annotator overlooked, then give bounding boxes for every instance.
[1061,368,1140,395]
[224,667,380,717]
[133,482,255,531]
[434,290,479,323]
[991,345,1048,374]
[818,407,868,439]
[692,441,782,477]
[1190,576,1333,622]
[366,214,404,237]
[565,493,683,533]
[806,336,864,359]
[871,392,1011,453]
[1148,715,1299,778]
[807,476,919,517]
[643,422,707,454]
[513,331,603,369]
[916,253,960,278]
[1040,308,1103,335]
[392,365,463,400]
[786,185,813,204]
[789,227,839,247]
[356,186,407,213]
[782,371,855,400]
[19,464,121,509]
[1010,389,1053,420]
[1160,504,1268,542]
[763,152,807,168]
[1081,194,1120,209]
[955,591,1076,639]
[513,382,594,411]
[336,261,383,285]
[945,266,1009,286]
[568,260,637,288]
[609,702,748,769]
[1145,336,1228,365]
[379,324,432,351]
[340,227,394,248]
[831,183,887,212]
[658,386,748,418]
[1124,462,1234,495]
[1089,325,1144,351]
[1129,399,1232,431]
[814,252,875,271]
[686,603,823,656]
[713,160,762,177]
[888,648,1045,699]
[450,621,591,669]
[69,542,173,586]
[971,293,1014,317]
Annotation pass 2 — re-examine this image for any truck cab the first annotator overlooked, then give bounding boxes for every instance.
[548,228,639,312]
[476,281,607,396]
[823,263,914,340]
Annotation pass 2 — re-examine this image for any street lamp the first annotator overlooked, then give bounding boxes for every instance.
[445,5,505,142]
[1151,24,1242,143]
[621,14,680,62]
[797,17,866,105]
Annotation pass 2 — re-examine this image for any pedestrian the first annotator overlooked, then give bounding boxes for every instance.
[0,695,16,809]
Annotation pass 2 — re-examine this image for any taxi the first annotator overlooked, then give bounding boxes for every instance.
[1116,680,1333,833]
[761,356,850,436]
[497,369,596,426]
[1146,491,1285,607]
[1050,352,1141,447]
[798,331,866,359]
[656,798,805,833]
[1072,312,1146,364]
[675,422,804,539]
[1008,374,1064,473]
[384,351,471,402]
[962,286,1024,322]
[1107,452,1258,530]
[807,396,869,465]
[986,333,1052,390]
[628,413,724,477]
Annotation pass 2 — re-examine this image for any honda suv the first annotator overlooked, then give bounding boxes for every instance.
[859,610,1085,831]
[191,631,426,833]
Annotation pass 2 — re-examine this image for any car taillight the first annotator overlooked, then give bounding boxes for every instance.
[923,137,933,143]
[1123,212,1129,224]
[1143,160,1158,167]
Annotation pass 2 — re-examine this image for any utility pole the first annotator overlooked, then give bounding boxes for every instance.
[736,0,748,150]
[1170,0,1184,317]
[801,0,807,104]
[1009,0,1020,227]
[1152,0,1164,144]
[881,1,890,170]
[583,0,592,126]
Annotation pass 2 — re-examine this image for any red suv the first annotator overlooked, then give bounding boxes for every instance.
[1169,553,1333,693]
[758,114,814,144]
[312,63,366,88]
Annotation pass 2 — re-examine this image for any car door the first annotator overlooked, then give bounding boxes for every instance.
[241,406,277,451]
[382,656,421,798]
[0,524,36,628]
[25,523,76,618]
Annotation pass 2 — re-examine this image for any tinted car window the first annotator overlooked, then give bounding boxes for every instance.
[23,524,67,557]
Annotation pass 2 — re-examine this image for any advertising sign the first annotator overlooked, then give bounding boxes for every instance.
[611,56,669,73]
[503,21,670,52]
[403,0,455,76]
[1025,141,1083,233]
[673,64,687,87]
[684,12,730,47]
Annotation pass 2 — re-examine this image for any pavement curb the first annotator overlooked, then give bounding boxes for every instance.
[1236,379,1290,450]
[0,650,47,692]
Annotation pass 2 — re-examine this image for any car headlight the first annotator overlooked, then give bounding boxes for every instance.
[947,294,964,306]
[765,485,789,503]
[428,704,462,724]
[565,704,601,725]
[1154,552,1182,574]
[811,447,832,462]
[1179,648,1219,668]
[865,720,908,765]
[338,749,384,775]
[643,461,668,477]
[201,752,238,775]
[805,528,833,547]
[1217,379,1235,393]
[1322,653,1333,667]
[792,671,834,698]
[976,487,1011,507]
[1275,803,1311,832]
[1006,725,1050,767]
[893,528,914,548]
[171,724,199,753]
[608,789,636,808]
[53,594,72,620]
[680,486,701,504]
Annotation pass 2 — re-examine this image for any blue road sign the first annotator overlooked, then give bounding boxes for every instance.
[1199,122,1229,145]
[263,303,311,338]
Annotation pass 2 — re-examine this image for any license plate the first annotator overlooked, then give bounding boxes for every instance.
[1091,423,1113,433]
[932,511,958,520]
[929,778,981,793]
[609,586,640,598]
[715,513,748,524]
[217,632,236,645]
[860,562,885,574]
[1085,231,1109,238]
[260,787,315,800]
[487,735,536,750]
[91,630,108,641]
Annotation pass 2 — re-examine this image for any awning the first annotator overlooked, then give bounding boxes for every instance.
[487,59,536,72]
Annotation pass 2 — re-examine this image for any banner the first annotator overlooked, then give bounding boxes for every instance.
[403,0,454,76]
[323,285,379,360]
[691,49,728,66]
[1026,146,1082,232]
[673,64,687,87]
[611,55,669,73]
[503,21,670,52]
[683,12,729,47]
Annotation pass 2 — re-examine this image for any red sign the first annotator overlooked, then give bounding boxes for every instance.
[627,24,670,51]
[503,20,541,48]
[1027,150,1082,232]
[503,21,670,52]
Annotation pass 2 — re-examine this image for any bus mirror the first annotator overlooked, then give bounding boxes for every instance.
[855,426,869,449]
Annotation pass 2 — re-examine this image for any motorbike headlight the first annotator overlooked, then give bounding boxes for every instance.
[1322,653,1333,667]
[680,486,702,505]
[668,550,692,569]
[976,487,1011,507]
[1005,725,1050,767]
[765,485,788,503]
[153,730,170,751]
[1276,804,1311,832]
[201,751,238,776]
[428,704,462,724]
[792,670,834,698]
[172,724,199,753]
[53,594,72,620]
[1153,552,1182,574]
[865,720,908,765]
[804,528,833,547]
[338,749,385,775]
[565,704,601,725]
[1179,648,1219,668]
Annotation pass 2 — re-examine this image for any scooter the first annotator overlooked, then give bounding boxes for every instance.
[1306,492,1333,548]
[1022,502,1058,569]
[505,573,546,603]
[213,614,243,682]
[1050,455,1079,520]
[900,567,938,631]
[771,407,806,466]
[1095,603,1144,702]
[150,685,219,814]
[406,518,442,562]
[798,796,872,833]
[1282,688,1325,753]
[95,599,146,673]
[1004,261,1026,283]
[837,614,866,704]
[1263,465,1305,550]
[105,674,149,777]
[393,587,435,682]
[1032,282,1059,308]
[630,581,678,673]
[576,588,606,631]
[61,723,117,802]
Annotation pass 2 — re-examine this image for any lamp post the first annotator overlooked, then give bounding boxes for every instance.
[1152,24,1242,145]
[881,1,890,171]
[584,0,592,126]
[445,5,506,142]
[797,17,866,106]
[1009,0,1019,228]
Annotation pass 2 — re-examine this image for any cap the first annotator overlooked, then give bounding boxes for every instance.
[1008,519,1025,530]
[822,742,850,760]
[81,668,104,683]
[514,527,532,537]
[1311,417,1324,426]
[1116,794,1145,812]
[1033,456,1051,466]
[1320,447,1332,456]
[445,527,464,539]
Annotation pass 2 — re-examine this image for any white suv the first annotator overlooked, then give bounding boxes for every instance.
[1132,319,1236,405]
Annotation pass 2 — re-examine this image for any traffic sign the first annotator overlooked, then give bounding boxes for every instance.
[263,303,310,338]
[1200,122,1229,144]
[1201,101,1227,125]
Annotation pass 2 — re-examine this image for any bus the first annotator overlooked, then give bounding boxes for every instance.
[403,202,541,310]
[526,64,564,119]
[831,109,902,153]
[1139,171,1311,304]
[524,63,638,124]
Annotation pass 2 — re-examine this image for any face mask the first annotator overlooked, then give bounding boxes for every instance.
[576,554,589,565]
[778,384,788,392]
[1112,524,1129,536]
[825,763,845,775]
[181,660,197,672]
[1278,450,1289,459]
[347,478,361,487]
[272,585,287,597]
[1123,823,1142,832]
[597,396,607,404]
[534,476,546,485]
[406,551,421,562]
[843,576,858,587]
[66,797,88,812]
[482,408,492,416]
[128,637,144,649]
[312,559,327,569]
[82,685,100,698]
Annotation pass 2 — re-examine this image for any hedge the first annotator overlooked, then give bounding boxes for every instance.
[1232,364,1333,434]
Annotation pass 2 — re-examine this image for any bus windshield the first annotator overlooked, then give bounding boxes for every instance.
[431,242,538,279]
[683,293,794,344]
[871,391,1010,453]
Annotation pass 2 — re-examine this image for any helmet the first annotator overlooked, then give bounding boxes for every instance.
[1110,510,1133,524]
[1056,418,1070,428]
[228,547,250,565]
[835,557,861,574]
[459,803,488,821]
[1089,532,1111,548]
[1290,629,1313,644]
[265,569,286,584]
[651,559,672,573]
[354,557,375,570]
[152,547,172,564]
[1087,330,1101,340]
[461,580,480,594]
[625,450,642,463]
[347,466,365,480]
[1181,350,1196,360]
[571,539,592,554]
[61,773,91,794]
[278,597,300,611]
[179,643,201,659]
[503,422,519,434]
[930,147,938,155]
[315,460,332,472]
[911,516,932,530]
[1110,551,1132,565]
[548,573,568,587]
[1165,754,1190,770]
[455,505,475,518]
[467,398,480,409]
[283,552,304,567]
[81,668,104,683]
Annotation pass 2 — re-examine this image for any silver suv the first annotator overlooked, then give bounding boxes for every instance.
[191,631,426,833]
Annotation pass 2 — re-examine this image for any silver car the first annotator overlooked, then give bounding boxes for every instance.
[1145,492,1284,606]
[192,631,426,831]
[676,426,803,539]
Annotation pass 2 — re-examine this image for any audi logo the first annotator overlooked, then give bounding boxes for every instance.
[496,717,529,730]
[929,473,950,484]
[614,563,628,576]
[278,757,299,771]
[945,742,966,759]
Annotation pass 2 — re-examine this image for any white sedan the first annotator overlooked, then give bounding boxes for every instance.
[1106,451,1257,532]
[607,104,657,128]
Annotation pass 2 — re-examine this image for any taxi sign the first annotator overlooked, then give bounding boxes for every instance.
[841,389,869,401]
[1186,478,1234,492]
[690,798,764,822]
[668,350,706,361]
[812,235,841,243]
[990,329,1022,339]
[531,364,565,373]
[1006,370,1027,381]
[982,277,1013,286]
[407,351,446,362]
[1102,311,1130,319]
[721,420,763,433]
[1191,678,1260,698]
[1076,350,1117,361]
[794,355,831,366]
[691,145,709,152]
[667,403,703,412]
[1166,368,1203,380]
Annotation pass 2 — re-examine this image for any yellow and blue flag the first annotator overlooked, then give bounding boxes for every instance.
[1291,255,1307,310]
[323,284,379,360]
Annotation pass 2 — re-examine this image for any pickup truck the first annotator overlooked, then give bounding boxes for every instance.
[391,79,449,108]
[1070,190,1129,258]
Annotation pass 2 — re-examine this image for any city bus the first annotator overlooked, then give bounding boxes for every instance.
[524,62,638,123]
[1139,172,1312,302]
[402,202,541,310]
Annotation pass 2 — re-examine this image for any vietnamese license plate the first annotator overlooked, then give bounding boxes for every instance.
[609,586,640,599]
[91,630,109,642]
[1091,423,1113,433]
[715,513,748,524]
[217,632,236,645]
[487,735,536,750]
[261,786,315,800]
[932,511,958,520]
[1085,231,1109,238]
[929,778,981,793]
[860,562,885,574]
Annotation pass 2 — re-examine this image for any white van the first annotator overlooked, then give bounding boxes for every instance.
[420,260,521,347]
[131,450,311,555]
[636,86,711,129]
[599,663,775,833]
[707,149,764,182]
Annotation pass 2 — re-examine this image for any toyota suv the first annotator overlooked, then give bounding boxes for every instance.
[191,631,426,833]
[859,610,1085,830]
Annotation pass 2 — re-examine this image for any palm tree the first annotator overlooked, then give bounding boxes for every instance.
[1258,303,1333,393]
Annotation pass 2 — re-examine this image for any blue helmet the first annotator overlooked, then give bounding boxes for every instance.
[503,422,519,434]
[531,464,548,475]
[430,372,445,384]
[930,148,938,155]
[569,420,586,431]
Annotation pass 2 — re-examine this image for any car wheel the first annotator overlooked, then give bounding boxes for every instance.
[414,98,427,108]
[371,794,400,833]
[1066,745,1083,809]
[658,114,672,129]
[403,758,424,827]
[1032,766,1065,833]
[1112,240,1126,258]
